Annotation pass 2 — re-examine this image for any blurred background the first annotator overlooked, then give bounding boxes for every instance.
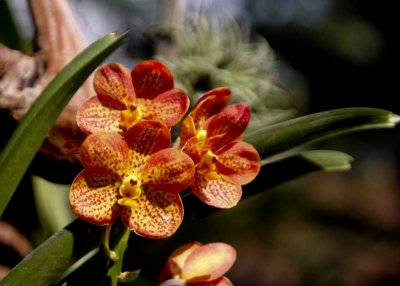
[1,0,399,285]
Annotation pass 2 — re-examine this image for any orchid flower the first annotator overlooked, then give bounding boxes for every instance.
[180,88,261,208]
[158,242,236,286]
[77,60,189,134]
[69,120,195,238]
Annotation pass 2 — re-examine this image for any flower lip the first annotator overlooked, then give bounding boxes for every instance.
[119,174,142,199]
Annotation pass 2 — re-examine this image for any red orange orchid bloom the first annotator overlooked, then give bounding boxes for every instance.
[77,60,190,134]
[69,120,195,238]
[180,88,261,208]
[158,242,236,286]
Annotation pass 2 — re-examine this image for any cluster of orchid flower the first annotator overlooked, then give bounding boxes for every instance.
[69,60,261,284]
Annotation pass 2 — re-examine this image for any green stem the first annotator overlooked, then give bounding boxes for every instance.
[106,226,131,286]
[103,224,119,261]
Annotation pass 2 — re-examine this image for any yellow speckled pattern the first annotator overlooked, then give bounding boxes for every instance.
[120,188,183,238]
[141,149,195,192]
[136,88,189,127]
[128,150,148,175]
[94,63,136,109]
[80,132,129,177]
[77,97,121,134]
[70,171,121,225]
[131,60,174,100]
[125,120,171,156]
[191,172,242,208]
[216,141,261,185]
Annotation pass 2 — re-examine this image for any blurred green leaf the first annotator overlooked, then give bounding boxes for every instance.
[245,107,400,159]
[298,150,353,171]
[0,219,100,286]
[0,31,129,217]
[32,176,74,234]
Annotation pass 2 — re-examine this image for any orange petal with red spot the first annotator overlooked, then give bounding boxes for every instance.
[120,188,183,238]
[69,171,121,225]
[125,120,171,155]
[188,276,233,286]
[206,103,250,150]
[81,132,129,177]
[181,243,236,283]
[77,97,122,134]
[192,173,242,208]
[190,87,232,129]
[131,60,174,99]
[139,88,189,127]
[216,141,261,185]
[140,149,195,192]
[93,63,136,109]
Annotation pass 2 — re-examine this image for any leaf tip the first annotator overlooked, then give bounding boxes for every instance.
[388,113,400,126]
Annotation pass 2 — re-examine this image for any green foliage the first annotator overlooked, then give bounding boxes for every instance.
[0,220,100,286]
[245,107,400,159]
[0,31,129,217]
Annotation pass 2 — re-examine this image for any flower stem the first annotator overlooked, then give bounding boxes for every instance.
[106,226,131,286]
[102,224,118,261]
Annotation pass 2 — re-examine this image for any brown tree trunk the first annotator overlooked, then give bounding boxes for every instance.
[0,0,94,162]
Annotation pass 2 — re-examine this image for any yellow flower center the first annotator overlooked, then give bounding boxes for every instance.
[197,149,221,180]
[119,105,143,131]
[196,129,207,141]
[118,174,142,208]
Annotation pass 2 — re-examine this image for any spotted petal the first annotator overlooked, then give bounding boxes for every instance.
[69,171,121,225]
[216,142,261,185]
[77,96,121,134]
[179,115,196,148]
[93,63,136,109]
[192,173,242,208]
[206,103,250,150]
[120,188,183,238]
[131,60,174,99]
[140,149,195,192]
[181,243,236,283]
[138,88,189,127]
[80,132,129,177]
[182,136,224,164]
[125,120,171,155]
[191,87,232,130]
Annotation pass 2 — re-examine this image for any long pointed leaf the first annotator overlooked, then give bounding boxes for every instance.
[0,219,100,286]
[0,31,129,217]
[244,107,400,158]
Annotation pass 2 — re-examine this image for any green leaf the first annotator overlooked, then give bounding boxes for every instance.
[242,150,352,198]
[32,176,74,234]
[244,107,400,159]
[0,219,100,286]
[297,150,353,171]
[0,31,129,217]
